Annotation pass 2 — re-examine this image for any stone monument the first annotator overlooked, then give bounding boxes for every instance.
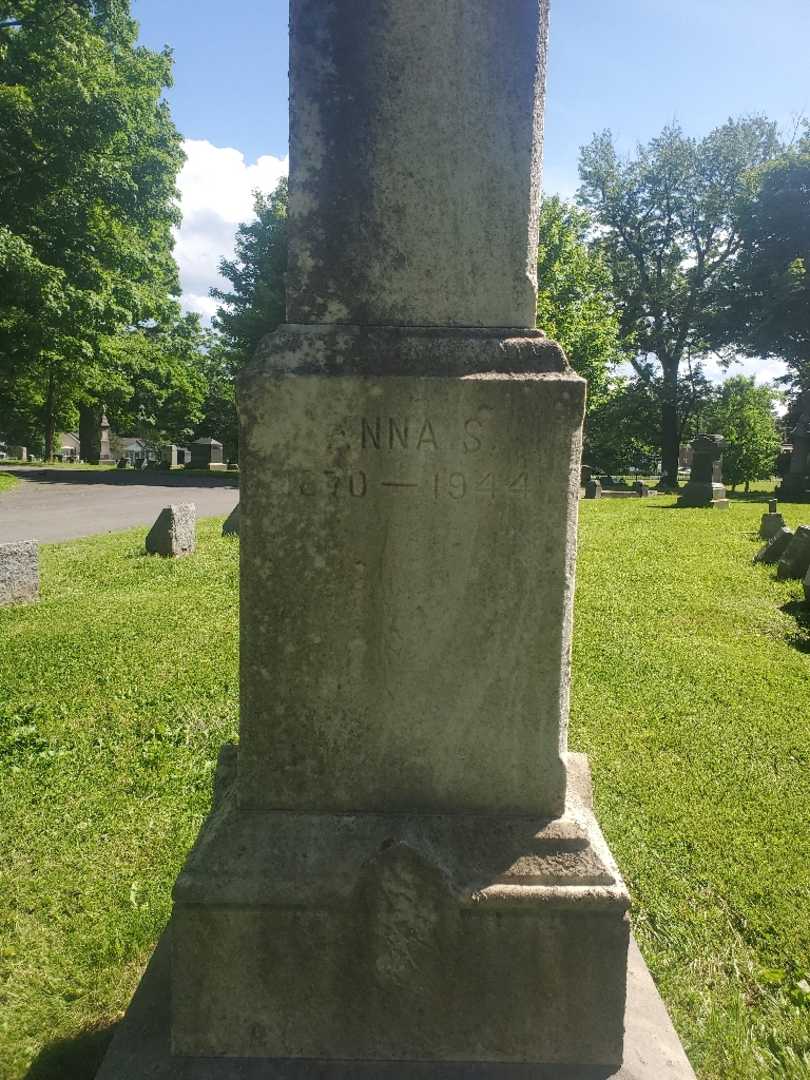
[778,393,810,498]
[98,2,695,1077]
[145,504,196,558]
[759,499,786,540]
[99,414,114,464]
[677,434,729,509]
[585,477,603,499]
[10,445,27,462]
[754,525,794,565]
[190,437,225,471]
[0,541,39,606]
[776,524,810,581]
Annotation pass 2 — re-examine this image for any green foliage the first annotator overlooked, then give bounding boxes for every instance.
[0,0,185,454]
[713,132,810,389]
[703,376,782,491]
[584,377,660,473]
[578,117,781,484]
[536,196,623,410]
[211,179,288,363]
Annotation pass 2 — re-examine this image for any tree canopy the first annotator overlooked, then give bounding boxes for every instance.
[536,196,623,411]
[0,0,187,456]
[578,117,781,486]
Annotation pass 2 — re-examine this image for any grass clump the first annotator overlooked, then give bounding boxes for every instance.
[0,473,20,495]
[0,497,808,1079]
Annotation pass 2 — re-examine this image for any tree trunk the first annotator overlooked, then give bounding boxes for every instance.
[79,403,102,464]
[44,362,55,462]
[655,357,682,490]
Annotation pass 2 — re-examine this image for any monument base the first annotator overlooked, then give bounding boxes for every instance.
[95,928,695,1080]
[677,482,728,509]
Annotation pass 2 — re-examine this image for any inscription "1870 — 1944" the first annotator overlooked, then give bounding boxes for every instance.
[272,470,531,500]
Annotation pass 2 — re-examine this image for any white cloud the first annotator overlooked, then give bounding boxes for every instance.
[173,139,289,320]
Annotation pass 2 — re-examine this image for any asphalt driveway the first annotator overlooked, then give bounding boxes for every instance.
[0,468,239,544]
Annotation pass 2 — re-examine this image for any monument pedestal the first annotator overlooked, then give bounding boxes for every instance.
[676,482,729,510]
[97,758,694,1080]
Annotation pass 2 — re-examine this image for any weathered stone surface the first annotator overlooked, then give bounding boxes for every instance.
[145,504,196,558]
[221,504,239,537]
[585,479,602,500]
[777,524,810,580]
[0,541,39,606]
[10,445,27,461]
[171,752,629,1066]
[98,928,695,1079]
[754,526,794,565]
[287,0,548,328]
[237,368,584,818]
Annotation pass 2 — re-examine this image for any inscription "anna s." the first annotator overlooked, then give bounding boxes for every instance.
[360,417,484,453]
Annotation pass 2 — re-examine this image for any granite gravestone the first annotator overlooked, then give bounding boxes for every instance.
[759,500,786,540]
[145,505,196,558]
[0,542,39,606]
[754,526,795,565]
[777,525,810,580]
[677,434,729,509]
[97,2,696,1077]
[190,437,225,471]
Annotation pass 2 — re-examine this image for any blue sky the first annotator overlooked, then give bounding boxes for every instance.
[132,0,809,381]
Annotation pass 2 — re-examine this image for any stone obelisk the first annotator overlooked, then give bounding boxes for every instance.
[98,1,651,1075]
[173,0,628,1066]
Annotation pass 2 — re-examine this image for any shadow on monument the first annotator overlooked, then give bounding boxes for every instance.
[23,1022,118,1080]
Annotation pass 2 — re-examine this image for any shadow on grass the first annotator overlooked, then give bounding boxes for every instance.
[4,468,238,490]
[23,1022,118,1080]
[781,599,810,654]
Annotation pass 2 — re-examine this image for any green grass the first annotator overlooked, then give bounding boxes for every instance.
[0,501,808,1078]
[0,474,19,495]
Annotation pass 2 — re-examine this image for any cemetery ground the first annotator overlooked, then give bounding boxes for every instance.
[0,500,808,1080]
[0,475,19,496]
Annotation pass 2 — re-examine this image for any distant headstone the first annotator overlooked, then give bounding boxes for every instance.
[99,414,114,463]
[163,444,181,469]
[222,504,239,537]
[778,392,810,498]
[190,437,225,471]
[634,481,650,497]
[0,541,39,606]
[776,525,810,580]
[677,434,729,509]
[585,478,602,500]
[10,445,27,462]
[145,504,196,558]
[116,458,130,470]
[759,500,786,540]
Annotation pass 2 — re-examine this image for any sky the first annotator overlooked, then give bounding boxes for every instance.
[132,0,809,381]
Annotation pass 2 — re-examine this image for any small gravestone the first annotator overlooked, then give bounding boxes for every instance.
[678,435,729,509]
[634,481,650,497]
[754,526,794,565]
[10,445,27,462]
[759,499,786,540]
[776,525,810,580]
[190,437,226,471]
[0,541,39,606]
[163,444,180,469]
[145,504,196,558]
[222,504,239,537]
[585,478,602,499]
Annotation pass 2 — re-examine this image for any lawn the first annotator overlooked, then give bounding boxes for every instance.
[0,499,808,1079]
[0,474,20,495]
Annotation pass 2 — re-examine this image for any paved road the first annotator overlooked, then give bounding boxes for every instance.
[0,468,239,543]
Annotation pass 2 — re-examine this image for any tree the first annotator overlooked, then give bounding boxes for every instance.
[584,377,660,475]
[703,376,781,492]
[578,117,781,487]
[536,196,623,411]
[713,132,810,390]
[0,0,185,457]
[211,179,288,364]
